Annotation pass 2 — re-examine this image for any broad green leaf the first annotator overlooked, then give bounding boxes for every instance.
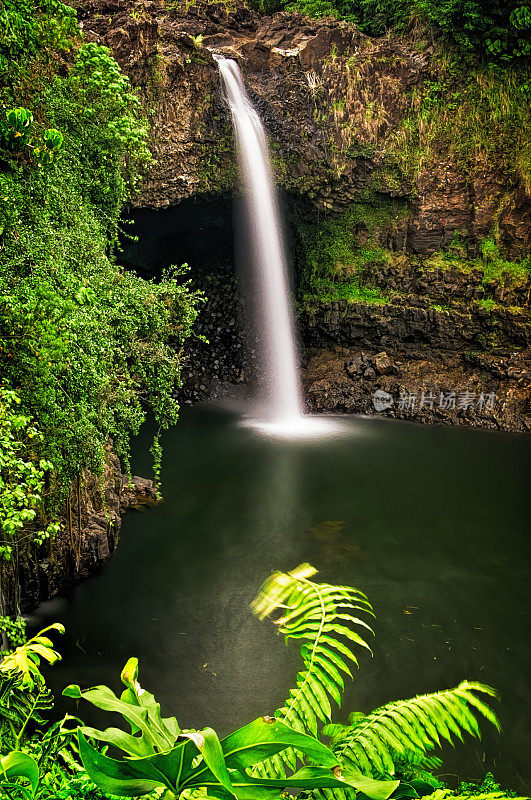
[64,683,173,751]
[77,731,175,796]
[79,725,153,758]
[219,717,340,771]
[223,765,398,799]
[0,751,39,796]
[183,728,236,797]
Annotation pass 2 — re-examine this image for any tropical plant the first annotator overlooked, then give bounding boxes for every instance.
[0,389,57,567]
[0,0,202,564]
[3,107,33,146]
[250,562,374,778]
[323,682,500,778]
[0,624,63,797]
[0,623,64,746]
[415,0,531,63]
[0,623,118,799]
[0,750,40,798]
[63,656,397,799]
[249,564,500,794]
[34,127,64,164]
[62,565,503,799]
[0,0,77,77]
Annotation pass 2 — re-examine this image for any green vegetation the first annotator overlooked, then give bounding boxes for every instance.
[389,63,530,193]
[0,390,58,568]
[0,1,201,618]
[65,661,396,799]
[249,0,531,64]
[293,195,406,304]
[304,277,389,304]
[0,0,77,77]
[2,565,521,799]
[0,623,116,799]
[423,237,531,286]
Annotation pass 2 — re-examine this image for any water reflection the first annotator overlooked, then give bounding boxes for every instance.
[34,408,530,791]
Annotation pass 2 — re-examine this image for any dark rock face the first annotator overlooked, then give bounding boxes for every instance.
[175,275,255,405]
[301,302,531,432]
[74,0,531,257]
[18,450,158,612]
[161,273,529,433]
[303,299,530,354]
[364,259,530,309]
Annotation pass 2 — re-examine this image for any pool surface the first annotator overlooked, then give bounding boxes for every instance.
[34,408,531,792]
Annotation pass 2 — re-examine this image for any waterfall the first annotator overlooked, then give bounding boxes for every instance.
[216,57,304,427]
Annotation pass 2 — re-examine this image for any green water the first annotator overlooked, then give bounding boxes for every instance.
[35,408,530,792]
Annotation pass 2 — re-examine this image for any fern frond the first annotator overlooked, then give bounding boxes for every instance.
[251,564,374,777]
[333,682,499,778]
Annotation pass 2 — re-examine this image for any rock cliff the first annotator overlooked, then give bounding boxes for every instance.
[76,0,530,432]
[14,451,158,614]
[75,0,530,256]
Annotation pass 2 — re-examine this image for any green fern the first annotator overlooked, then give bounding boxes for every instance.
[251,563,374,777]
[325,682,500,778]
[252,564,501,792]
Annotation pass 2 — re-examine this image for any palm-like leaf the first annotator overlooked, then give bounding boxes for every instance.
[326,682,499,778]
[251,564,374,777]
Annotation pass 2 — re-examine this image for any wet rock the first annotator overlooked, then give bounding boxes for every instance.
[18,449,161,613]
[374,351,394,375]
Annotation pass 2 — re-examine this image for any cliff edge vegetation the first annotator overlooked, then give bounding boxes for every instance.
[0,0,201,623]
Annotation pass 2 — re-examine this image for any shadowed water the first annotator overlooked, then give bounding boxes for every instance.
[34,408,530,792]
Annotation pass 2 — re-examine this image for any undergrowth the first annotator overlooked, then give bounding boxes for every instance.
[302,277,389,304]
[388,60,531,193]
[423,237,531,286]
[0,2,201,615]
[292,195,406,303]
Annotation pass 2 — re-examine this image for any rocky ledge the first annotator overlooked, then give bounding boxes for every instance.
[303,346,530,431]
[18,450,158,612]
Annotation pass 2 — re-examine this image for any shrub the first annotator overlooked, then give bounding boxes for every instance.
[254,0,531,63]
[416,0,531,64]
[0,0,77,77]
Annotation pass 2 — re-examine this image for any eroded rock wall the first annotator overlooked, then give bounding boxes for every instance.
[301,301,530,431]
[75,0,530,257]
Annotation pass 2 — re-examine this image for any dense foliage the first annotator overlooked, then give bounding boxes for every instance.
[0,0,201,617]
[249,0,531,63]
[0,390,57,567]
[0,0,77,77]
[0,623,116,799]
[1,566,520,799]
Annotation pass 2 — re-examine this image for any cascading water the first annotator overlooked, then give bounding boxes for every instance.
[216,57,340,437]
[216,57,304,429]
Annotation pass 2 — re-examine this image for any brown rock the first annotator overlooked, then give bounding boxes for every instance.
[375,351,394,374]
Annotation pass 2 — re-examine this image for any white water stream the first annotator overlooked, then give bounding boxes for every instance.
[216,57,337,437]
